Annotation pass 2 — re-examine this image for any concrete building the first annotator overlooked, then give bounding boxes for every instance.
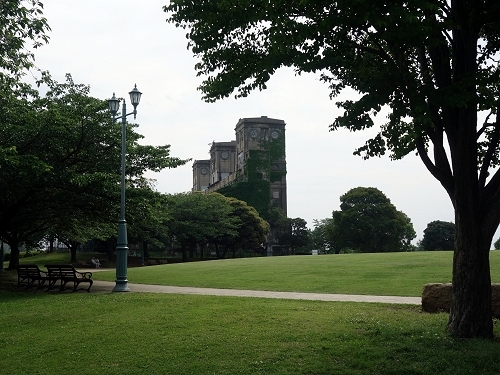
[192,116,287,254]
[193,116,286,213]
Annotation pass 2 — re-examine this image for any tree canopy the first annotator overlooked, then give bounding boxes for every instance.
[0,74,189,268]
[164,192,269,260]
[312,218,336,254]
[165,0,500,338]
[0,0,50,82]
[275,217,311,255]
[331,187,415,253]
[421,220,455,251]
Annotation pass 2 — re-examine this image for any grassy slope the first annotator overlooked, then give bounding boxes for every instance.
[93,251,500,296]
[9,251,500,296]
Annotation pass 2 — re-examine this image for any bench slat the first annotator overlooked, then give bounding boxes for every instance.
[16,265,49,289]
[45,264,93,292]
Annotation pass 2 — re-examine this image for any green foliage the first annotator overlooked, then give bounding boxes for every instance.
[217,133,285,220]
[0,0,50,81]
[225,197,269,254]
[332,187,416,253]
[218,179,271,219]
[421,220,455,251]
[312,218,336,254]
[163,192,268,259]
[275,217,311,254]
[125,188,170,250]
[495,238,500,250]
[0,74,189,267]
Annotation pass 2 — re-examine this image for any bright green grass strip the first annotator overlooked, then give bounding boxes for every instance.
[92,251,482,296]
[14,251,500,296]
[1,291,500,375]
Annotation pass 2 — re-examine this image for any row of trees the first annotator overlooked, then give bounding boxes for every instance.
[0,73,191,268]
[313,216,457,254]
[0,1,191,268]
[163,192,269,260]
[311,187,460,253]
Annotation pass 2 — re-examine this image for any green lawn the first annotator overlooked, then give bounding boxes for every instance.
[92,251,499,297]
[3,251,500,374]
[10,250,500,296]
[9,250,500,296]
[2,291,500,375]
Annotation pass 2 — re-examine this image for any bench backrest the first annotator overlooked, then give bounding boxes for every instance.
[46,265,78,278]
[16,265,43,276]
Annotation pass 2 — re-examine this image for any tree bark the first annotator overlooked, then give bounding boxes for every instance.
[445,98,495,337]
[70,241,78,262]
[438,1,497,338]
[447,218,493,338]
[7,239,20,269]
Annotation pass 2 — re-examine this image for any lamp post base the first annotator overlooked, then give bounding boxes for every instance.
[113,223,129,292]
[112,280,130,292]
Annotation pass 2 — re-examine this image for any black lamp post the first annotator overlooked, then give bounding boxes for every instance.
[108,84,142,292]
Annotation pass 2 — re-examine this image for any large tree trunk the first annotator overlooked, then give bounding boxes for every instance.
[447,218,493,338]
[446,103,495,338]
[70,241,78,262]
[443,4,495,338]
[7,238,20,269]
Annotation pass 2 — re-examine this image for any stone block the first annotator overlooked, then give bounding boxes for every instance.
[421,283,452,314]
[422,283,500,318]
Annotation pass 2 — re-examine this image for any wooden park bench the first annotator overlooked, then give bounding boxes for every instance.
[45,264,93,292]
[16,264,50,289]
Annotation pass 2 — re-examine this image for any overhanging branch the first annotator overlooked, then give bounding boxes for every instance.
[416,136,454,198]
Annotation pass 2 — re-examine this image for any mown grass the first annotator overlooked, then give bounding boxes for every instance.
[9,250,500,296]
[91,251,500,296]
[2,291,500,375]
[3,252,500,374]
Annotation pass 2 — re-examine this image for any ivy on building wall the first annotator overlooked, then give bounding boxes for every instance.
[217,132,286,220]
[265,133,286,183]
[218,179,271,220]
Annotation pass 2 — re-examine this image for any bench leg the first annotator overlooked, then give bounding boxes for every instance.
[74,280,93,292]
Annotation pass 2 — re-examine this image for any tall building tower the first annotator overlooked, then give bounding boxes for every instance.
[208,141,237,186]
[192,116,287,255]
[234,116,287,215]
[192,159,210,191]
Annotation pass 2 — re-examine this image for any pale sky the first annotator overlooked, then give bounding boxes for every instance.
[26,0,474,243]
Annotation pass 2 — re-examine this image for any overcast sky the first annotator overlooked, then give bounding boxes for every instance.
[26,0,476,243]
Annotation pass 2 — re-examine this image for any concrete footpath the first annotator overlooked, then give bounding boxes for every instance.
[91,280,421,305]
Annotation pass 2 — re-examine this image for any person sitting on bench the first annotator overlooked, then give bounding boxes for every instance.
[91,257,101,268]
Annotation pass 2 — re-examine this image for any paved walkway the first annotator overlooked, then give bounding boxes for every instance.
[91,280,421,305]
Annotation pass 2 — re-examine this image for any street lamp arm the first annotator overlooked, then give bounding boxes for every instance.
[111,111,138,121]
